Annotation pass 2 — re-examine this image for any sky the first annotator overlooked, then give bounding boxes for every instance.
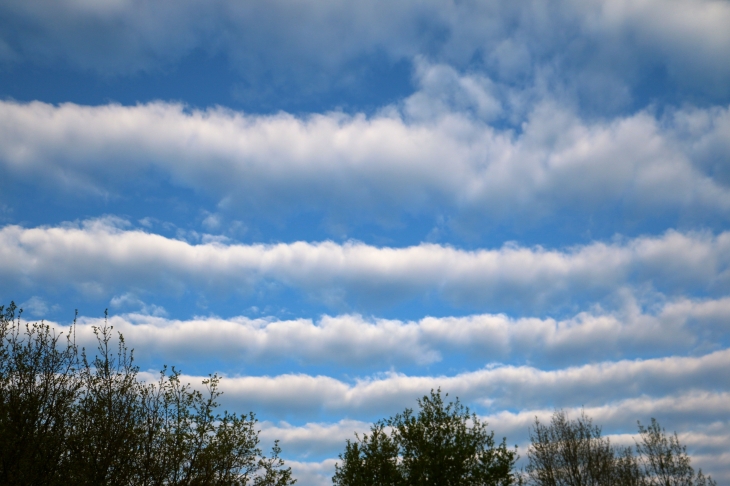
[1,0,729,483]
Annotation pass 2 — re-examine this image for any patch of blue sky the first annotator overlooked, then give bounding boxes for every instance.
[0,48,415,116]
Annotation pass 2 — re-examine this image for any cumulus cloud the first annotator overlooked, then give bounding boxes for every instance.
[109,293,168,317]
[3,3,728,486]
[3,220,730,312]
[169,349,730,418]
[259,420,370,459]
[0,97,729,228]
[53,295,730,371]
[18,295,49,317]
[256,391,730,452]
[283,459,338,486]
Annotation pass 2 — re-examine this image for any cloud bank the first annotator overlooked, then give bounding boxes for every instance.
[49,296,728,371]
[191,349,730,418]
[1,97,729,227]
[3,220,730,312]
[2,0,729,102]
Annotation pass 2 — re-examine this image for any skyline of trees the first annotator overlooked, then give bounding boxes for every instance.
[1,302,716,485]
[0,302,295,486]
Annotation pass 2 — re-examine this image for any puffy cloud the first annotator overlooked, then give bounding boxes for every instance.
[259,420,370,459]
[0,98,729,228]
[3,3,728,486]
[53,296,730,370]
[178,349,730,418]
[19,295,50,317]
[283,459,338,486]
[3,220,730,312]
[256,392,730,454]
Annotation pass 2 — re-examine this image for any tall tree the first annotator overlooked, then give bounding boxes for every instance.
[333,389,519,486]
[525,410,626,486]
[636,419,716,486]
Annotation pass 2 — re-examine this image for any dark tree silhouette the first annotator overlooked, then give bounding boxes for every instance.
[525,410,637,486]
[636,418,716,486]
[333,389,520,486]
[0,302,296,486]
[525,410,715,486]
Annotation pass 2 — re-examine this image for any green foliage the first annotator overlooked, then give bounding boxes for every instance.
[525,410,715,486]
[0,302,296,486]
[333,389,520,486]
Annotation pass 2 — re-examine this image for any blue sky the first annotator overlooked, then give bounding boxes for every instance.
[1,0,730,483]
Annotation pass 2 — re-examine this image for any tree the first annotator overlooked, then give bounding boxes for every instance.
[0,302,296,486]
[636,419,716,486]
[525,409,636,486]
[333,389,520,486]
[525,410,715,486]
[0,302,81,485]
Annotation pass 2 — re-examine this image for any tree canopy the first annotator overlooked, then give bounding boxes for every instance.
[0,302,295,486]
[333,389,520,486]
[525,410,716,486]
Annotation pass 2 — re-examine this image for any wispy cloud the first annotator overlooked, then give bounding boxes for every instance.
[2,0,728,100]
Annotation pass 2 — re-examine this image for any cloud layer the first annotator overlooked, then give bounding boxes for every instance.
[188,349,729,419]
[50,295,728,372]
[2,0,729,103]
[3,220,730,312]
[1,95,729,228]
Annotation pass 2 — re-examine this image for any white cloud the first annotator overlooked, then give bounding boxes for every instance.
[109,293,168,317]
[284,459,338,486]
[174,349,730,419]
[1,97,728,227]
[479,392,730,444]
[52,295,730,370]
[3,221,730,311]
[19,295,49,317]
[2,3,728,486]
[259,419,370,459]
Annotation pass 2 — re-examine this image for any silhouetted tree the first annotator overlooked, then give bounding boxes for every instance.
[525,410,636,486]
[333,389,519,486]
[0,302,295,486]
[0,302,81,485]
[525,410,715,486]
[636,418,715,486]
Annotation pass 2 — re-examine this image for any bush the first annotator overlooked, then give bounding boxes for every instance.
[0,302,295,486]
